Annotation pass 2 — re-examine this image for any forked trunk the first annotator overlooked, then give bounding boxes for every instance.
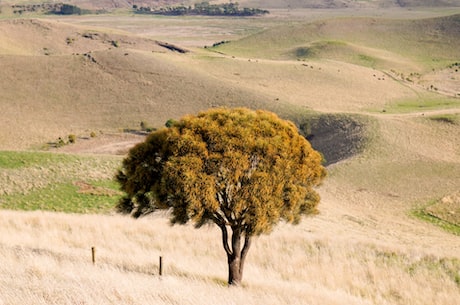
[219,225,252,286]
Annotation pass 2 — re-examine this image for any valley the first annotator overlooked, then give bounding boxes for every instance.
[0,1,459,304]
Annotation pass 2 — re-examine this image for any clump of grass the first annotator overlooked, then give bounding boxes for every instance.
[68,134,77,144]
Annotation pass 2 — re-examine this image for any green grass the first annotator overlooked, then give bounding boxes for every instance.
[406,255,460,286]
[381,97,460,113]
[0,151,122,214]
[355,54,378,68]
[0,150,78,169]
[411,200,460,236]
[286,40,382,68]
[0,180,120,213]
[428,113,460,125]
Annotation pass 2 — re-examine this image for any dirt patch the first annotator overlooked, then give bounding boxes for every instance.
[74,180,122,196]
[300,114,367,166]
[54,132,146,155]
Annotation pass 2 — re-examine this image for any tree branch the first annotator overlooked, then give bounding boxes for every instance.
[213,213,232,256]
[221,224,232,256]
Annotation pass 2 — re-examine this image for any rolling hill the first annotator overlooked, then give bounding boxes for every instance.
[0,19,285,149]
[0,5,459,305]
[213,14,460,68]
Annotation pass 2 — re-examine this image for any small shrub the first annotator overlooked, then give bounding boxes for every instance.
[56,137,66,147]
[140,121,155,132]
[165,118,177,128]
[68,134,76,144]
[212,40,230,48]
[90,131,97,138]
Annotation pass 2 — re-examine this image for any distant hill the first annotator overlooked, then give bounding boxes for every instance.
[213,13,460,71]
[244,0,460,9]
[2,0,460,11]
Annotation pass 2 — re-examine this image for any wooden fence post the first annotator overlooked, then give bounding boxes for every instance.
[91,246,96,265]
[159,256,163,276]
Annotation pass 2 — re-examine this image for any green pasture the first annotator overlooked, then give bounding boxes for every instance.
[379,96,460,114]
[0,181,120,213]
[0,151,121,214]
[0,150,76,169]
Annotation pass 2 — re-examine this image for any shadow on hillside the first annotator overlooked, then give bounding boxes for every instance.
[299,114,367,166]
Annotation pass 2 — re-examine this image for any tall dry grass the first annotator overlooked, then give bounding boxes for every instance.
[0,209,458,305]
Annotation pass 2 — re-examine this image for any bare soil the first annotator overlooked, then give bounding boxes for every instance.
[55,132,146,155]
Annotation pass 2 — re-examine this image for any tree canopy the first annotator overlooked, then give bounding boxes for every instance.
[116,108,326,285]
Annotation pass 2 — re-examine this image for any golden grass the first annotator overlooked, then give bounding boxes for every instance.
[0,209,459,305]
[192,54,419,112]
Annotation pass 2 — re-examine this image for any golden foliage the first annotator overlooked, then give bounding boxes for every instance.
[117,108,326,235]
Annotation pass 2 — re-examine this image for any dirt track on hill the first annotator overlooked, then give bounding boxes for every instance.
[55,132,146,155]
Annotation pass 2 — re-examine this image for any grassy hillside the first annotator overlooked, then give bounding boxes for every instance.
[211,13,460,102]
[213,14,460,69]
[0,19,287,149]
[0,6,459,305]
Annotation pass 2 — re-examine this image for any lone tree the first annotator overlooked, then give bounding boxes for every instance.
[116,108,326,285]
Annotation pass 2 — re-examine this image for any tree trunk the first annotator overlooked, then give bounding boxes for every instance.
[224,227,252,286]
[228,254,243,285]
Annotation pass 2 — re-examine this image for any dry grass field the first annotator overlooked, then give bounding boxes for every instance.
[0,209,459,305]
[0,1,460,304]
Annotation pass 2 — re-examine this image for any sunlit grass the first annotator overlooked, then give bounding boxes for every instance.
[411,207,460,236]
[0,151,121,213]
[428,113,460,125]
[380,97,460,113]
[0,150,77,169]
[0,180,120,213]
[411,192,460,236]
[0,210,459,305]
